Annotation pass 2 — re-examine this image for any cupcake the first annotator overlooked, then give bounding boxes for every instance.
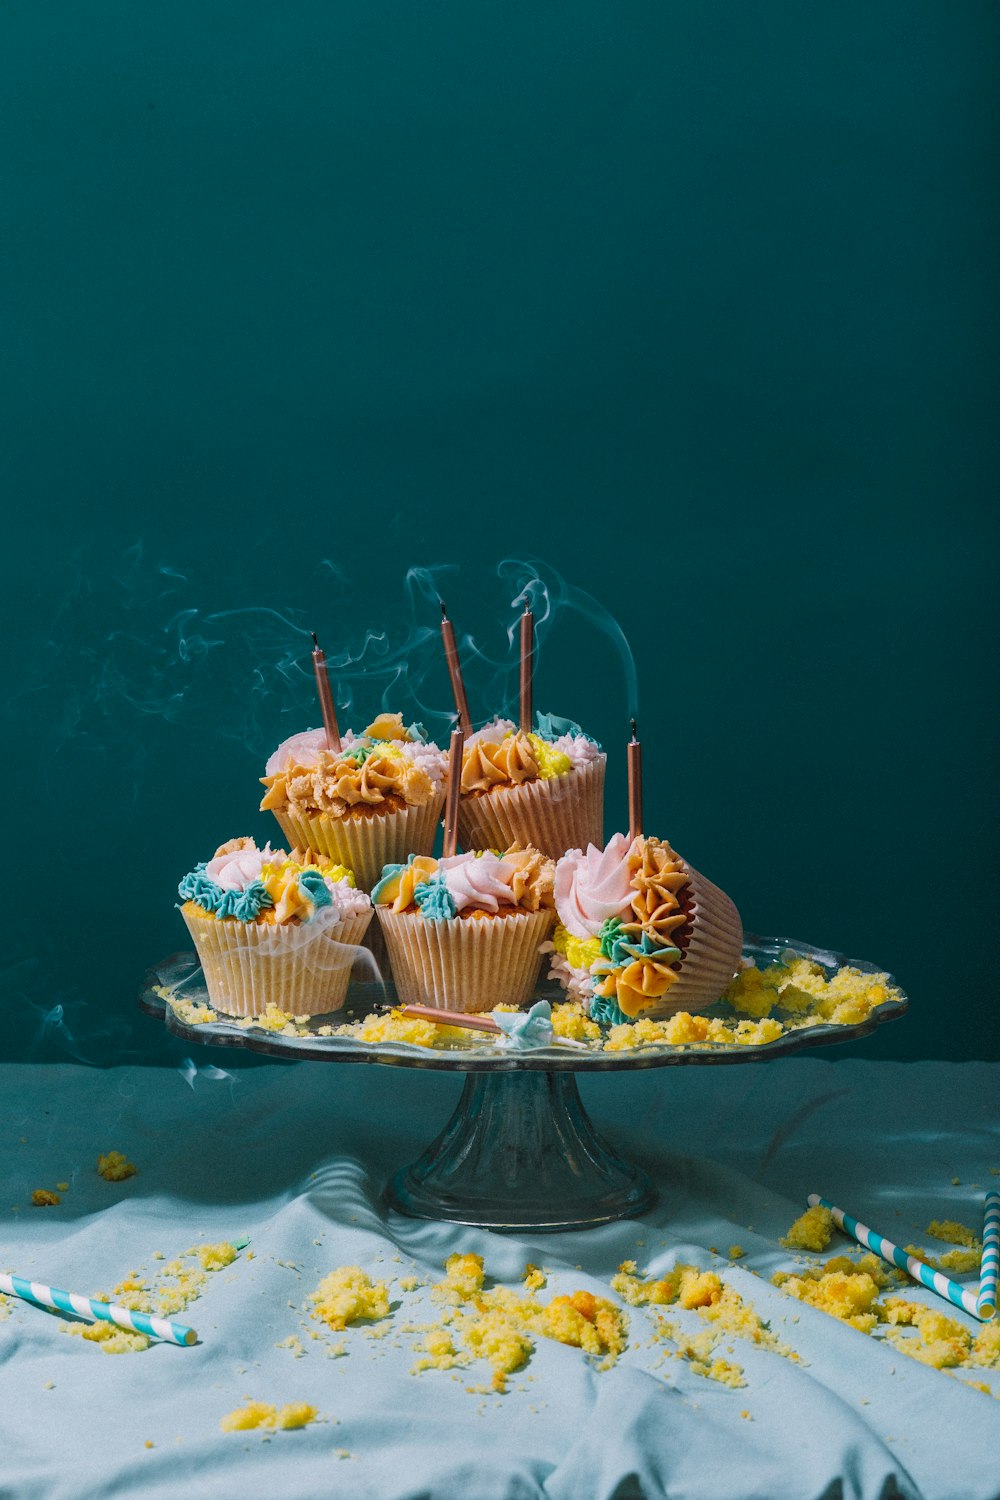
[457,713,605,860]
[178,837,373,1017]
[547,833,743,1021]
[372,846,556,1012]
[260,713,448,891]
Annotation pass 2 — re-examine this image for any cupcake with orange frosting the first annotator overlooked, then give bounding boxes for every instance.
[548,833,742,1022]
[260,713,447,890]
[457,713,605,860]
[178,837,372,1017]
[372,846,556,1012]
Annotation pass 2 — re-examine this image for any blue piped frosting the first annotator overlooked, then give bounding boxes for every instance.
[589,994,632,1027]
[178,866,274,923]
[533,711,600,749]
[413,877,457,921]
[492,1000,555,1050]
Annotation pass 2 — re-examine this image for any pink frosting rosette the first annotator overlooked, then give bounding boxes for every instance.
[553,832,635,939]
[205,841,284,890]
[436,852,517,914]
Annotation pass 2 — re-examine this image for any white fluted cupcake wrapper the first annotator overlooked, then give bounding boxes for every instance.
[271,791,446,892]
[641,863,744,1018]
[182,906,373,1018]
[377,907,555,1013]
[457,755,605,860]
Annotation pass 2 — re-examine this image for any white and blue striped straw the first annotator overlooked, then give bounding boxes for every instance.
[977,1190,1000,1320]
[0,1272,196,1346]
[807,1193,982,1321]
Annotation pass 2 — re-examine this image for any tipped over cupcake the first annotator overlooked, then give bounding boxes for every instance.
[178,837,372,1017]
[457,713,605,860]
[260,713,448,889]
[373,846,556,1012]
[547,833,742,1022]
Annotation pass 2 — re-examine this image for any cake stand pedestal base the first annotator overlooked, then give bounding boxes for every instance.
[386,1070,655,1232]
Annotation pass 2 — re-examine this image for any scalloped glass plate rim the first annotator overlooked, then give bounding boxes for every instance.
[139,933,907,1073]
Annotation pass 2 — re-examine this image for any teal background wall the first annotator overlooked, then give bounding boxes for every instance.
[1,2,997,1064]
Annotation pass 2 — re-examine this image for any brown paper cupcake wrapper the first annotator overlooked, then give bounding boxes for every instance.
[271,791,445,892]
[377,907,555,1013]
[641,863,744,1018]
[182,906,373,1018]
[457,755,605,860]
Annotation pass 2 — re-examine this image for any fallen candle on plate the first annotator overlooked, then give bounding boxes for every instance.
[398,1001,590,1050]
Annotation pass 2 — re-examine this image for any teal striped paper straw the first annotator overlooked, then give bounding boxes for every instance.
[977,1190,1000,1320]
[807,1194,982,1321]
[0,1272,196,1346]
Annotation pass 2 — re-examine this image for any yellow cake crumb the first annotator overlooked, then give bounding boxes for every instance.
[550,1002,601,1043]
[781,1205,835,1253]
[398,1276,420,1292]
[926,1219,979,1249]
[144,1440,154,1448]
[31,1189,61,1207]
[97,1152,137,1182]
[613,1263,793,1359]
[904,1244,981,1275]
[411,1327,467,1374]
[309,1267,390,1331]
[523,1264,546,1292]
[196,1242,238,1272]
[728,1246,745,1261]
[220,1400,318,1432]
[277,1336,306,1358]
[434,1253,486,1304]
[170,999,216,1026]
[68,1322,150,1354]
[56,1182,70,1193]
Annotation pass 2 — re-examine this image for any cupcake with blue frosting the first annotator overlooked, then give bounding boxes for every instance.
[179,838,372,1017]
[372,846,555,1012]
[457,713,604,860]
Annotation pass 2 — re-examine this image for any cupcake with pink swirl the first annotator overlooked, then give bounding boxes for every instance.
[547,833,743,1021]
[372,846,555,1012]
[178,837,372,1017]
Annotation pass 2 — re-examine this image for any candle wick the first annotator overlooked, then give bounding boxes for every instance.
[630,717,638,740]
[440,600,448,619]
[311,631,320,649]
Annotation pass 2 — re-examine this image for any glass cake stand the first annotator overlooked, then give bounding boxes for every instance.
[138,936,906,1234]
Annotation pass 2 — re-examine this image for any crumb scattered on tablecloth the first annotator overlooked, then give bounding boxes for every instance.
[277,1336,306,1358]
[781,1205,835,1252]
[56,1183,69,1193]
[97,1152,136,1182]
[925,1219,979,1249]
[65,1241,241,1354]
[309,1268,390,1331]
[31,1190,61,1207]
[220,1400,318,1432]
[728,1246,745,1261]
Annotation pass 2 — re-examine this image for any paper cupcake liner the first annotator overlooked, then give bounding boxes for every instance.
[271,791,445,891]
[457,755,605,859]
[182,906,373,1018]
[641,863,744,1018]
[377,907,555,1013]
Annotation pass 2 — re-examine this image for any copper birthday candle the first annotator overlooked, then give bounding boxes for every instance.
[439,602,472,738]
[310,632,342,754]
